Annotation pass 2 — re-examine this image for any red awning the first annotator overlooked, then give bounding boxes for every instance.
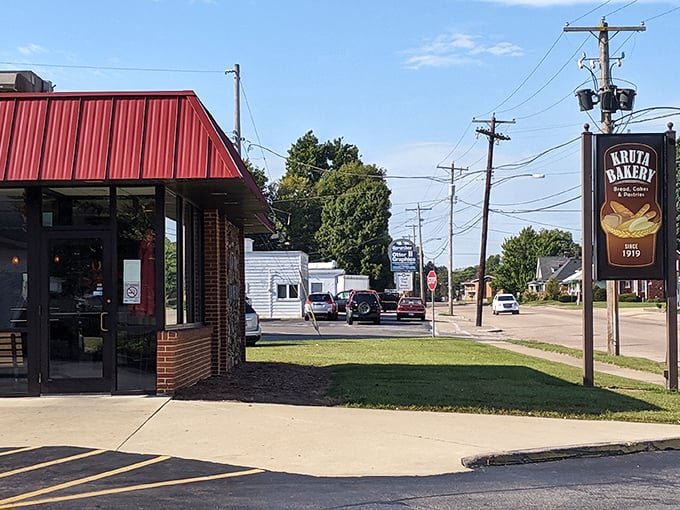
[0,90,272,232]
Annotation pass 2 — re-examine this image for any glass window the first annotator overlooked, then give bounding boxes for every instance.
[165,191,178,325]
[0,189,28,395]
[276,284,299,299]
[311,282,323,293]
[41,187,110,227]
[116,187,157,392]
[163,190,202,326]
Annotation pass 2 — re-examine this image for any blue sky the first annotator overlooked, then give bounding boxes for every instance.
[2,0,679,270]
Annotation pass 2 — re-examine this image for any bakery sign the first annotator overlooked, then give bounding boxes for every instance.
[594,133,667,280]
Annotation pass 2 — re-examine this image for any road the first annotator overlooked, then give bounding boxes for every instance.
[262,310,434,341]
[4,446,680,509]
[261,303,671,363]
[439,302,670,362]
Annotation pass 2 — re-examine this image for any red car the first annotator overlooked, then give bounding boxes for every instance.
[396,297,426,321]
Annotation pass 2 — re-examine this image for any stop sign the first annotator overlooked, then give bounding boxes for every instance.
[426,270,437,291]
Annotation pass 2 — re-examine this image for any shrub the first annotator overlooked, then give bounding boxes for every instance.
[544,277,562,301]
[619,292,641,302]
[522,289,540,302]
[558,294,576,303]
[592,285,607,301]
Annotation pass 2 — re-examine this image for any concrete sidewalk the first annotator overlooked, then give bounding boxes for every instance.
[2,396,680,477]
[1,307,678,478]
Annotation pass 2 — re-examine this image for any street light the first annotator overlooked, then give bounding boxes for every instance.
[475,172,545,327]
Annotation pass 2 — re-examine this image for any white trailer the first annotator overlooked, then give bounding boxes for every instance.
[336,274,370,292]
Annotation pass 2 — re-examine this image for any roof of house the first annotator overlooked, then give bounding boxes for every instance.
[0,89,272,233]
[535,256,581,283]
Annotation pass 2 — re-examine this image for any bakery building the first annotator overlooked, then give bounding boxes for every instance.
[0,71,271,396]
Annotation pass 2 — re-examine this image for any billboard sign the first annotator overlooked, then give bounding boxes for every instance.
[389,238,417,272]
[594,133,666,280]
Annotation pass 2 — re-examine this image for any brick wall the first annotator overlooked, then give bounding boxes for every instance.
[156,326,214,395]
[155,209,245,395]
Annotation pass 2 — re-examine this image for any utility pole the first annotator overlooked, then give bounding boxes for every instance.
[473,115,514,327]
[406,204,432,298]
[564,20,646,356]
[437,162,467,315]
[225,63,241,156]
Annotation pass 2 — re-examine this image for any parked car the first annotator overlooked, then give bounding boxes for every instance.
[345,289,381,325]
[378,292,400,312]
[396,297,426,321]
[245,302,261,345]
[334,289,352,313]
[304,292,338,320]
[492,293,520,315]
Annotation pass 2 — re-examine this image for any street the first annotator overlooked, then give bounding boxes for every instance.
[260,303,671,363]
[440,302,670,362]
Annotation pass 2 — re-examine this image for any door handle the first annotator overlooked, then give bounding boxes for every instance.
[100,312,109,332]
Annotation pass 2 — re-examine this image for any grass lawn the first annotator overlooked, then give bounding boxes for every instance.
[507,339,666,375]
[248,336,680,424]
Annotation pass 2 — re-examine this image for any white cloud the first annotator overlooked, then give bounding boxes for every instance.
[17,44,47,56]
[402,32,523,70]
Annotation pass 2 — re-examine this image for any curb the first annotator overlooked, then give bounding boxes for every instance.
[461,437,680,468]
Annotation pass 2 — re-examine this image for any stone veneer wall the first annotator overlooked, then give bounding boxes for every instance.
[203,210,245,374]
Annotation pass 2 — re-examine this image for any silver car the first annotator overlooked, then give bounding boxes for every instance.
[304,292,338,321]
[245,303,261,345]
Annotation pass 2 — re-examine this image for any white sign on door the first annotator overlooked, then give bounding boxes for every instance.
[123,259,141,304]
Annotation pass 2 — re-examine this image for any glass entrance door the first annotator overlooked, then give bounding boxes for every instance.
[42,235,113,392]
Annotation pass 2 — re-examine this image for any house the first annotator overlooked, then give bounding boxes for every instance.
[462,276,493,302]
[244,239,308,319]
[309,261,345,295]
[527,256,581,294]
[0,71,272,397]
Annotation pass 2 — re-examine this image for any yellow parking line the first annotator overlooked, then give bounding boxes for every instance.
[0,468,265,508]
[0,455,170,505]
[0,449,106,479]
[0,447,40,457]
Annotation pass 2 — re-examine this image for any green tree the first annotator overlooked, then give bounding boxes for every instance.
[272,131,361,258]
[164,237,177,308]
[493,227,538,296]
[534,228,579,257]
[493,227,580,297]
[315,161,392,289]
[485,254,501,275]
[243,159,268,194]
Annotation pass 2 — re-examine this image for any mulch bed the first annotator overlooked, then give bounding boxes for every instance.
[173,362,340,406]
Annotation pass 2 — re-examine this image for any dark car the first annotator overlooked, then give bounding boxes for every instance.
[334,290,352,313]
[378,292,400,312]
[346,289,381,325]
[396,297,426,321]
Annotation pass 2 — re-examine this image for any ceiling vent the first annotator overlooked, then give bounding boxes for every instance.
[0,71,54,93]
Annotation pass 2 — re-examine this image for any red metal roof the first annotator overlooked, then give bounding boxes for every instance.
[0,90,272,231]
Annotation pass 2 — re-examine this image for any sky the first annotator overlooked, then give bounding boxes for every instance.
[2,0,679,270]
